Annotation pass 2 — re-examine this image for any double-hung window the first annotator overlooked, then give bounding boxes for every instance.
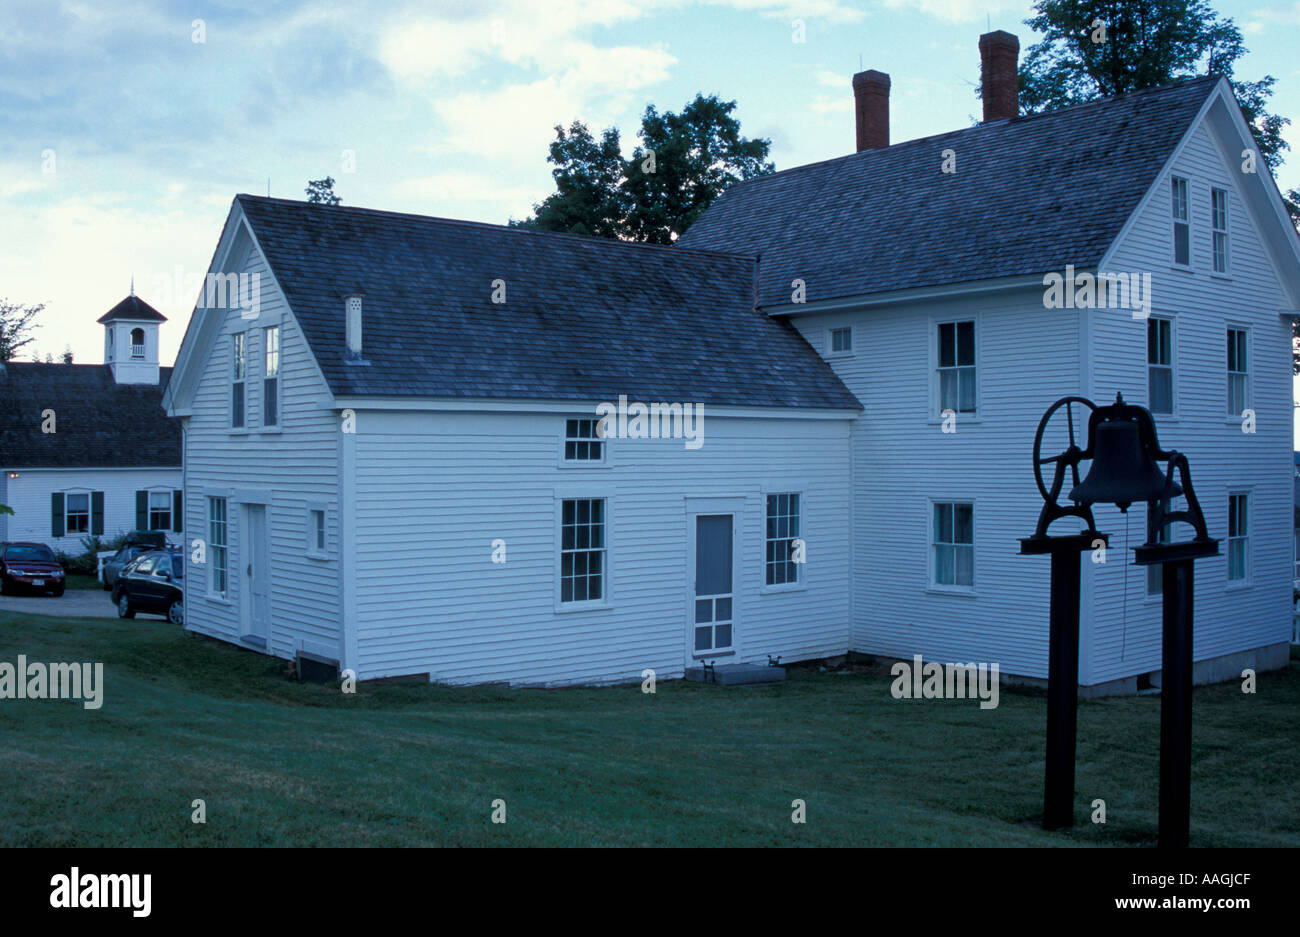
[1211,187,1229,273]
[1148,317,1173,414]
[564,419,603,462]
[560,498,605,604]
[937,320,976,414]
[1227,328,1248,416]
[1171,175,1190,266]
[829,327,853,354]
[263,325,280,427]
[765,493,801,586]
[65,493,90,534]
[231,332,246,429]
[149,491,172,530]
[209,497,228,595]
[1227,493,1249,582]
[932,501,974,588]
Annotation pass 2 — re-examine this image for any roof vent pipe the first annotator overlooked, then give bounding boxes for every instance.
[345,295,362,358]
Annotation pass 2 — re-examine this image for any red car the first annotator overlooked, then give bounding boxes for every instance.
[0,542,66,596]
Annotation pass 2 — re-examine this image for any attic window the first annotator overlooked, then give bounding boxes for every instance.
[231,332,247,429]
[829,327,853,354]
[1211,187,1229,273]
[1171,176,1190,266]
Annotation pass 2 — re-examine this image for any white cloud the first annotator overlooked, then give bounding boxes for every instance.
[815,68,847,88]
[882,0,1020,24]
[705,0,868,22]
[394,170,540,206]
[1247,2,1300,26]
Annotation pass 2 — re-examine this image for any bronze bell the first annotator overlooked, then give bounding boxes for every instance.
[1068,403,1180,512]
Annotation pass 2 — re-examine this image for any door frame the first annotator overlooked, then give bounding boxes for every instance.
[684,496,744,666]
[237,496,272,647]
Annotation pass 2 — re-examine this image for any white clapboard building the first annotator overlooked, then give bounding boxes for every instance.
[0,294,182,553]
[164,33,1299,691]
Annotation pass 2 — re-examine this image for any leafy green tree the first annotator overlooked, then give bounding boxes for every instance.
[0,298,44,362]
[515,122,629,239]
[305,177,341,205]
[1015,1,1289,171]
[516,94,773,242]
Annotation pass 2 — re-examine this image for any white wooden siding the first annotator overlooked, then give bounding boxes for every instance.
[349,409,852,685]
[181,239,342,662]
[1086,120,1293,683]
[1,467,181,552]
[794,291,1079,679]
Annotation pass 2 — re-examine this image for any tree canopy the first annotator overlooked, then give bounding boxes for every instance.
[0,298,43,362]
[305,177,342,205]
[514,94,773,243]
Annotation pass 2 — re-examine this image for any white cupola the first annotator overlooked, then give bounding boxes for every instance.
[98,291,166,385]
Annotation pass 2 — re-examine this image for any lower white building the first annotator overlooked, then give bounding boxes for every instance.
[0,295,182,553]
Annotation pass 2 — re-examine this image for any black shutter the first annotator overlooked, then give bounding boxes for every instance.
[173,490,183,532]
[135,491,148,530]
[51,493,65,537]
[91,492,104,536]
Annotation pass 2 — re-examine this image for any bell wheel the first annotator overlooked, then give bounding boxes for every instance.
[1032,396,1097,503]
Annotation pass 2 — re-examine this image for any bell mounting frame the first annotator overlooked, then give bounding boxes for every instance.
[1027,395,1101,542]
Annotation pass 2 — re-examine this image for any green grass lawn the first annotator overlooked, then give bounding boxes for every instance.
[62,574,103,591]
[1,610,1296,847]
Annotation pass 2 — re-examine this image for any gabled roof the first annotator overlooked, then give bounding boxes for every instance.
[97,294,167,324]
[0,364,179,469]
[232,195,859,410]
[678,76,1224,306]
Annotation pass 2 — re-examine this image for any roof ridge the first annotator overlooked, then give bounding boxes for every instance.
[236,194,757,263]
[708,73,1225,193]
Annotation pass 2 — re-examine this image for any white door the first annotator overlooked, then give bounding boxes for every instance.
[692,513,734,657]
[242,504,270,641]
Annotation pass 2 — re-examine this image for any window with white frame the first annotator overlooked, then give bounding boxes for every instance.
[1171,175,1190,266]
[830,326,853,354]
[149,491,172,530]
[130,327,145,359]
[1227,493,1249,582]
[1211,187,1229,273]
[765,493,801,586]
[263,325,280,427]
[65,492,90,534]
[937,320,976,414]
[209,497,228,595]
[560,498,605,603]
[309,508,326,555]
[231,332,246,429]
[564,419,604,462]
[932,501,974,587]
[1227,328,1248,416]
[1148,317,1173,414]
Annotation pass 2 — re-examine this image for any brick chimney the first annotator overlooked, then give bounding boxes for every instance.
[852,70,890,151]
[979,30,1019,122]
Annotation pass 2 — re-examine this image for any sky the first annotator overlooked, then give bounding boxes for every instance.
[2,0,1299,385]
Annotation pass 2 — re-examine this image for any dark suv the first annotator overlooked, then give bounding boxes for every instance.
[0,542,66,596]
[112,550,184,624]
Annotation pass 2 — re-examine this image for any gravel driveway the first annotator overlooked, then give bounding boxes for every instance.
[0,590,125,619]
